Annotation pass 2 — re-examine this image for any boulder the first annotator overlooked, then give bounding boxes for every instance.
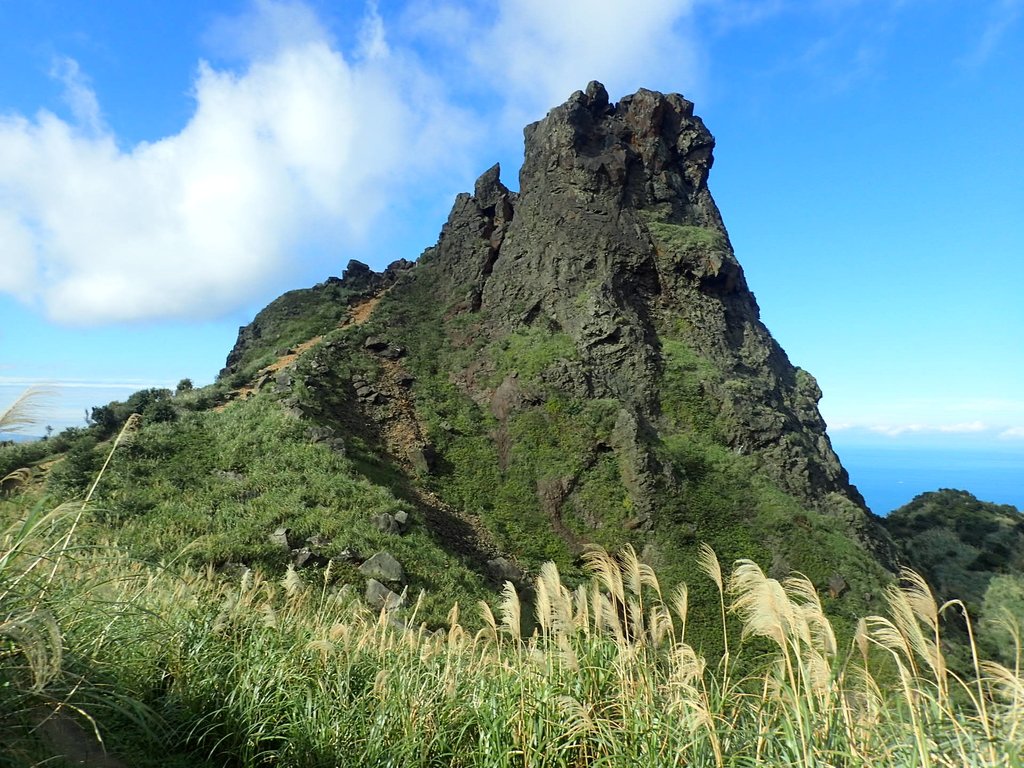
[828,574,849,599]
[371,510,412,535]
[409,444,437,475]
[359,551,405,583]
[293,548,329,569]
[365,579,405,611]
[337,546,363,563]
[371,513,401,535]
[269,527,294,551]
[306,534,331,550]
[487,557,524,585]
[307,426,335,443]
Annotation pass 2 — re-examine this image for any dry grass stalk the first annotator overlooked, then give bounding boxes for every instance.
[0,388,54,434]
[699,542,730,663]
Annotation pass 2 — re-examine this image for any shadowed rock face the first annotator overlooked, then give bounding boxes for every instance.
[423,82,868,523]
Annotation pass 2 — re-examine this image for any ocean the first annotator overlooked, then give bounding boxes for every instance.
[835,444,1024,516]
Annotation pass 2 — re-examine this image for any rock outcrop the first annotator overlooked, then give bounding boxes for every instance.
[422,82,865,517]
[229,81,898,590]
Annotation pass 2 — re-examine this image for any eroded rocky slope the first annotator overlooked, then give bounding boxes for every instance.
[219,82,898,623]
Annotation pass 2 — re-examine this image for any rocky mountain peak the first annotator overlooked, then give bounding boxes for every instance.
[223,82,897,579]
[416,83,889,550]
[520,81,716,220]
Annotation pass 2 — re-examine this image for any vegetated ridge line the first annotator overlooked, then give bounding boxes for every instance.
[217,293,384,410]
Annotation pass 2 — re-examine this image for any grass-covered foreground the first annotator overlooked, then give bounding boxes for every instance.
[2,394,1022,767]
[4,503,1023,765]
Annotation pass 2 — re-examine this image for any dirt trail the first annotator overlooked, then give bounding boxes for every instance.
[216,294,384,410]
[348,294,381,325]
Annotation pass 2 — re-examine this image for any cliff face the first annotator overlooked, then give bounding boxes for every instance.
[424,82,861,514]
[225,82,896,597]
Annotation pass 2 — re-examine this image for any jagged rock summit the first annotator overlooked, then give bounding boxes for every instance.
[426,82,859,509]
[223,81,896,590]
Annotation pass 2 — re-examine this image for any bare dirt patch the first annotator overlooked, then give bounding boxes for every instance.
[215,293,385,411]
[372,358,505,563]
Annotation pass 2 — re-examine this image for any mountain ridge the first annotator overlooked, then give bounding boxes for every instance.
[216,81,897,606]
[2,83,910,637]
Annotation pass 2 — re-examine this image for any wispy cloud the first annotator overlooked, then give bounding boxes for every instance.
[865,421,990,437]
[358,0,390,60]
[50,56,105,135]
[495,0,701,121]
[961,0,1023,68]
[409,0,703,127]
[0,377,174,391]
[830,420,1024,441]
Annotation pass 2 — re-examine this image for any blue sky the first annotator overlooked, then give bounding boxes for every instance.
[1,0,1022,467]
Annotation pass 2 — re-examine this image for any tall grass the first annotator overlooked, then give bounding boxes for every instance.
[3,385,1021,765]
[37,540,1020,767]
[0,393,152,766]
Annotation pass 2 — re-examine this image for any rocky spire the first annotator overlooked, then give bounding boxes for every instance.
[422,82,886,549]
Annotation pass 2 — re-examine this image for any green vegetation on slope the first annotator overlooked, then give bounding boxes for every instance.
[6,392,491,625]
[349,264,635,570]
[644,218,727,254]
[0,250,893,661]
[221,278,364,385]
[302,263,890,660]
[884,489,1024,663]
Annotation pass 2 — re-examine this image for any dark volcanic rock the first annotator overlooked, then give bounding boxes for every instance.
[226,81,897,589]
[417,81,891,560]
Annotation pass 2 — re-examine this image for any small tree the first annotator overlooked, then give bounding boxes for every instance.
[89,404,120,437]
[145,399,178,424]
[175,378,194,395]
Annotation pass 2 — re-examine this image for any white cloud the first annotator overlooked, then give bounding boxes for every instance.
[0,210,37,296]
[823,396,1024,434]
[0,0,715,326]
[828,422,985,436]
[0,377,173,390]
[358,1,390,60]
[50,57,104,135]
[0,1,475,325]
[828,420,1024,440]
[467,0,702,123]
[203,0,331,60]
[865,421,990,437]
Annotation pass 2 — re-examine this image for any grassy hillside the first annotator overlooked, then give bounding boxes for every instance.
[3,495,1022,766]
[3,391,1024,765]
[3,253,895,658]
[884,489,1024,664]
